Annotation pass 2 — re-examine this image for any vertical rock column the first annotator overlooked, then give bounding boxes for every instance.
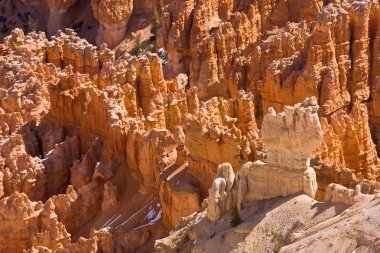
[237,97,323,204]
[206,97,324,221]
[91,0,133,47]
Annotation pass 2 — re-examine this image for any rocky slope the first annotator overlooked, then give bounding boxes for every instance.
[155,188,380,252]
[0,0,380,252]
[156,101,380,252]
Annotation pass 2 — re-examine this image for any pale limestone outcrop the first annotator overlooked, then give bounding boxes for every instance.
[206,163,235,221]
[206,99,322,221]
[261,97,322,170]
[237,162,318,207]
[324,183,363,206]
[236,98,321,205]
[91,0,133,47]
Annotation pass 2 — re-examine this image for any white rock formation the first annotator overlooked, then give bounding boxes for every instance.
[237,162,318,209]
[325,183,363,206]
[206,163,235,221]
[207,97,323,220]
[261,97,323,170]
[236,97,322,206]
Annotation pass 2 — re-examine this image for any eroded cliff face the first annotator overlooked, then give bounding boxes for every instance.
[155,100,379,253]
[1,0,380,252]
[91,0,133,47]
[0,0,164,47]
[158,0,380,199]
[0,192,70,252]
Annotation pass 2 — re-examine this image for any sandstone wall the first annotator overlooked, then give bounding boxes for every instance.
[1,1,380,252]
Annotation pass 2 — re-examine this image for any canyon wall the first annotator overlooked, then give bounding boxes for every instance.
[1,0,380,252]
[158,0,380,199]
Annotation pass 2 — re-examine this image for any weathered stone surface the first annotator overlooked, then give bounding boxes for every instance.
[2,1,380,252]
[101,181,118,210]
[159,169,200,228]
[206,163,235,221]
[91,0,133,47]
[237,162,318,206]
[159,126,200,229]
[0,192,70,253]
[206,99,322,221]
[325,183,363,206]
[183,92,259,197]
[261,97,323,170]
[45,0,78,34]
[237,99,322,204]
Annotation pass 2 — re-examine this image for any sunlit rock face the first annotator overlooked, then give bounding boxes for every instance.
[207,98,322,221]
[261,97,322,170]
[1,0,380,252]
[91,0,134,47]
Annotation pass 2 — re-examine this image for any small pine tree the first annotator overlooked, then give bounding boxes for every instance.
[150,8,160,39]
[131,34,143,56]
[230,206,241,227]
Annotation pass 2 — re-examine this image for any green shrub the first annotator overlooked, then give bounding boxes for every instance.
[131,34,144,56]
[150,8,160,39]
[131,34,157,57]
[230,206,241,227]
[272,233,283,253]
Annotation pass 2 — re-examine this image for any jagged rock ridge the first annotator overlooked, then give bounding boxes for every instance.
[0,0,380,252]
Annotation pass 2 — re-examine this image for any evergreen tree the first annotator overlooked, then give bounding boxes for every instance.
[131,34,143,56]
[150,8,160,39]
[231,205,242,227]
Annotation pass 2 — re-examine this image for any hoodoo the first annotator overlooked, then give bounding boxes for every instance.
[0,0,380,252]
